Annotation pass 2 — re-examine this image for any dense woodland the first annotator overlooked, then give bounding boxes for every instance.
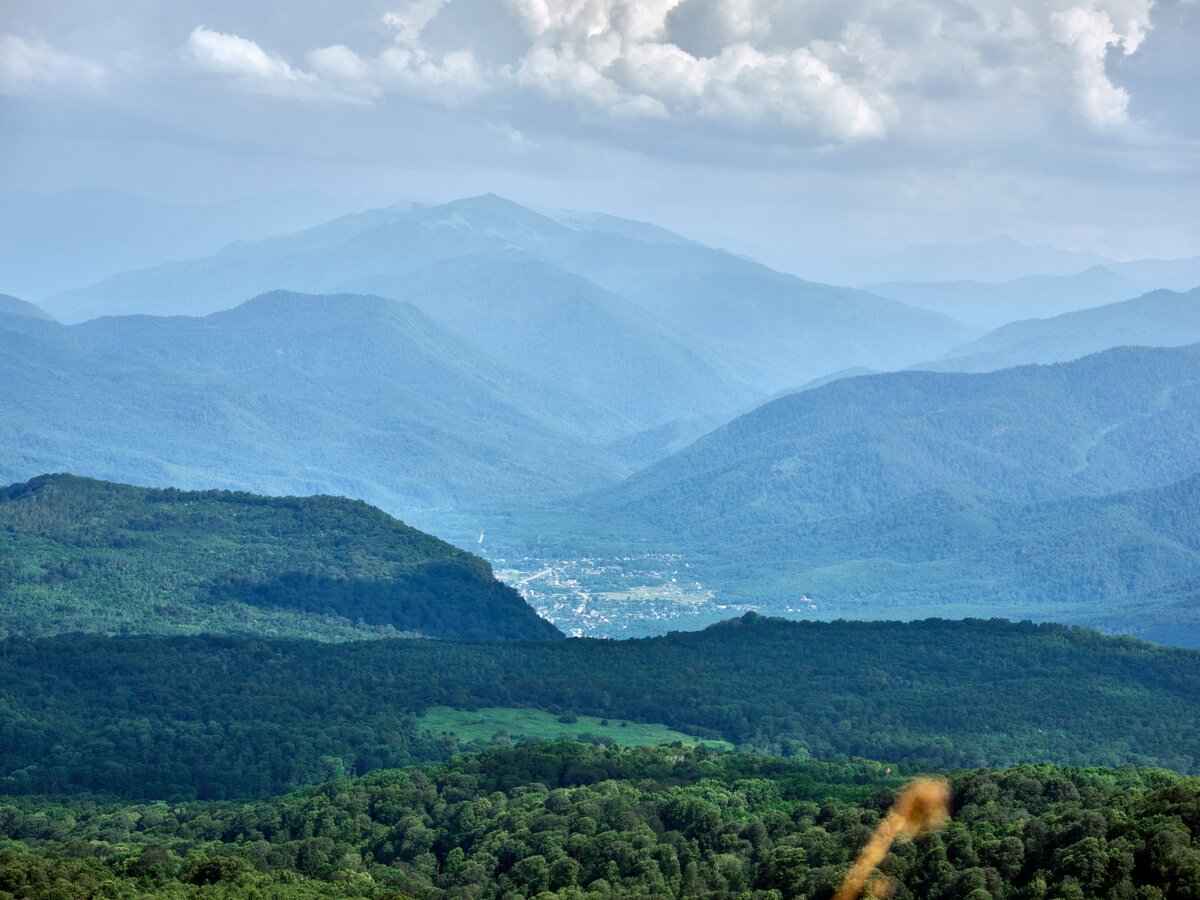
[2,616,1198,800]
[3,742,1199,898]
[0,474,560,641]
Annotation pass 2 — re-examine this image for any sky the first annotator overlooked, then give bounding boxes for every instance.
[2,0,1198,269]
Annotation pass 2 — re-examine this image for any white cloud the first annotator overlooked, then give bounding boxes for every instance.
[184,3,487,106]
[1051,1,1154,128]
[183,26,343,101]
[172,0,1165,143]
[506,0,887,140]
[0,34,104,95]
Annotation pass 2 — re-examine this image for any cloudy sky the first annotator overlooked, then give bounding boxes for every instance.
[2,0,1198,267]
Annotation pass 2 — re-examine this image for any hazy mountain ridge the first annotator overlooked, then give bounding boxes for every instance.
[339,254,759,428]
[924,287,1200,372]
[0,291,633,519]
[821,235,1113,286]
[867,265,1144,328]
[0,294,53,321]
[0,473,561,641]
[0,187,366,300]
[592,343,1200,525]
[42,194,977,397]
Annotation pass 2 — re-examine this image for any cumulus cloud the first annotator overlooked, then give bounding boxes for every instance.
[185,3,486,106]
[183,26,345,101]
[174,0,1164,143]
[506,0,887,140]
[1051,1,1152,128]
[0,34,104,95]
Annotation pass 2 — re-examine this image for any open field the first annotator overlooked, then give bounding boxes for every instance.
[418,705,733,750]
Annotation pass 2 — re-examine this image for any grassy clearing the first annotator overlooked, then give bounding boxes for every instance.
[418,706,732,750]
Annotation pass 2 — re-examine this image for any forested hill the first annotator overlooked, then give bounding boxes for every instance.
[4,742,1198,899]
[0,474,561,641]
[2,616,1198,798]
[566,342,1200,638]
[593,342,1200,526]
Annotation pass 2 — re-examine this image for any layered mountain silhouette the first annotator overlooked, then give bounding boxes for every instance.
[924,287,1200,372]
[0,291,633,519]
[44,195,975,395]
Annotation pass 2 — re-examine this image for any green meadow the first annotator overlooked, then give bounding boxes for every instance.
[417,705,732,750]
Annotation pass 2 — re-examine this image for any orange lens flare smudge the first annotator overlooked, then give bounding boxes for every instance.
[833,777,952,900]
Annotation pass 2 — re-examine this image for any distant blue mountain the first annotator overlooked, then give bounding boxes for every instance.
[44,194,976,395]
[925,287,1200,372]
[825,235,1113,285]
[0,187,368,299]
[0,293,53,321]
[0,291,633,523]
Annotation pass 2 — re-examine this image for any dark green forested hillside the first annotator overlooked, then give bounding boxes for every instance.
[2,743,1199,899]
[2,617,1198,799]
[0,474,560,641]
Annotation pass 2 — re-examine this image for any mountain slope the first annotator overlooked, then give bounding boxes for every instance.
[610,269,976,390]
[925,287,1200,372]
[685,475,1200,644]
[0,291,629,520]
[566,344,1200,639]
[867,265,1144,328]
[0,186,363,299]
[593,343,1200,526]
[340,255,758,428]
[43,194,976,395]
[846,235,1111,284]
[0,293,53,321]
[0,474,561,641]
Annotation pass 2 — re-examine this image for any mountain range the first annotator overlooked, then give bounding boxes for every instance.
[42,195,976,396]
[0,187,367,300]
[0,291,631,520]
[558,343,1200,643]
[869,260,1200,328]
[925,287,1200,372]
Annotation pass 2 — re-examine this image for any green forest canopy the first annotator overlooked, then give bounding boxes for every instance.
[2,616,1197,799]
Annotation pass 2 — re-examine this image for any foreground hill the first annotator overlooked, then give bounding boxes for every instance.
[0,291,630,518]
[1,617,1197,798]
[3,742,1197,899]
[0,474,560,641]
[926,287,1200,372]
[43,194,974,395]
